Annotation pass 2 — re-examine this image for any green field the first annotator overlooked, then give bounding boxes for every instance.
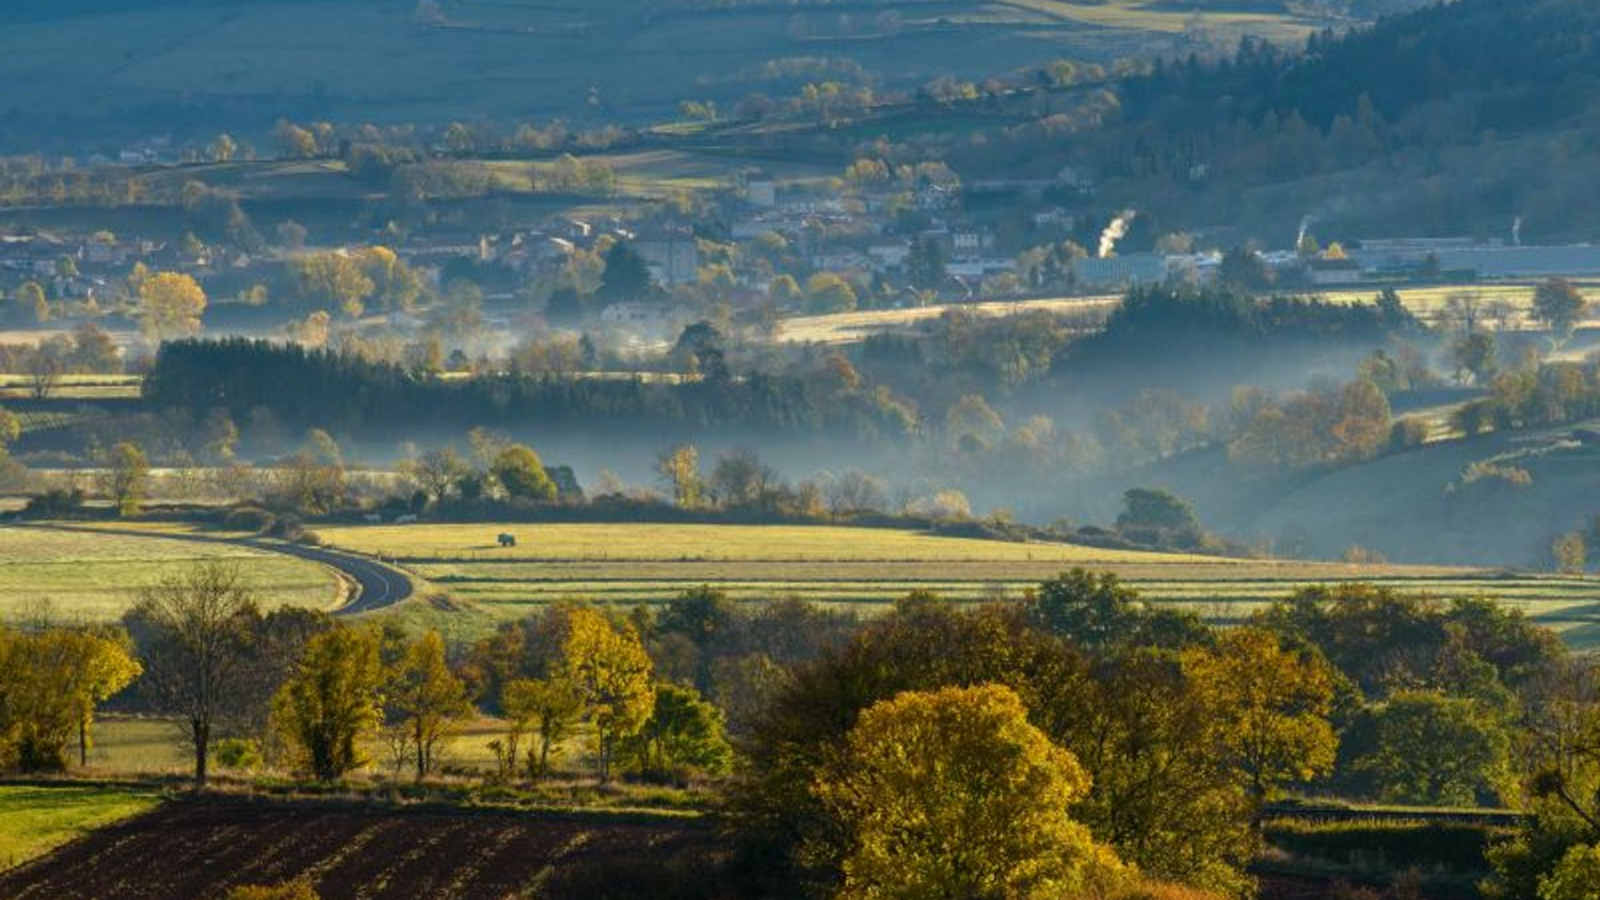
[315,522,1600,641]
[0,373,142,402]
[0,785,160,871]
[0,526,344,621]
[85,714,512,777]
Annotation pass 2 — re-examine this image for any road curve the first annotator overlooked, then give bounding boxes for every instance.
[247,539,415,614]
[10,523,415,616]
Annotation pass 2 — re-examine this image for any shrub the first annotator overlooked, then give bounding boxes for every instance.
[225,506,276,533]
[214,738,263,771]
[1263,818,1503,874]
[266,513,305,541]
[1389,418,1429,450]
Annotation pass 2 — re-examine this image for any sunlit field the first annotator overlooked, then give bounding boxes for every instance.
[0,786,160,871]
[0,526,344,620]
[315,522,1600,644]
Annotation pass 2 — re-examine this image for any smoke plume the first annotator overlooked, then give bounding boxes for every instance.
[1297,214,1316,250]
[1099,210,1136,259]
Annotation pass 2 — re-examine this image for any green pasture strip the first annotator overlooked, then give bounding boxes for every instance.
[0,785,161,871]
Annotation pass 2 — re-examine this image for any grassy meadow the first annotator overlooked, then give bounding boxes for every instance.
[775,282,1600,347]
[0,374,142,402]
[0,785,160,871]
[315,522,1600,642]
[0,526,344,621]
[776,295,1119,344]
[84,715,512,778]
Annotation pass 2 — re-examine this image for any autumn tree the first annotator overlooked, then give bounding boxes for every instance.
[1182,628,1338,809]
[139,272,207,340]
[273,625,384,781]
[404,448,472,507]
[814,684,1127,900]
[386,631,472,781]
[492,444,557,501]
[806,273,858,314]
[103,441,149,517]
[127,562,260,789]
[557,608,655,782]
[619,683,732,782]
[1553,532,1587,575]
[1533,278,1589,341]
[655,444,704,509]
[0,626,140,772]
[501,676,584,779]
[1452,331,1499,385]
[18,281,48,323]
[0,407,17,454]
[1484,657,1600,900]
[289,251,375,318]
[708,447,780,510]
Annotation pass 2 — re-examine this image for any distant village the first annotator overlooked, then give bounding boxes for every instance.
[6,151,1600,347]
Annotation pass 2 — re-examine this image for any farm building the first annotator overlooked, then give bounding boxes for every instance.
[1073,254,1167,288]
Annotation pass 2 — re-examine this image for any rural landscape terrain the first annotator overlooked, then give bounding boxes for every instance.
[6,0,1600,899]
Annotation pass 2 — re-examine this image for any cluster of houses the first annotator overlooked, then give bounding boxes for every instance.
[1070,238,1600,291]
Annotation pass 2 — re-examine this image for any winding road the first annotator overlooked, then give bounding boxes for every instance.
[254,539,414,614]
[11,523,415,616]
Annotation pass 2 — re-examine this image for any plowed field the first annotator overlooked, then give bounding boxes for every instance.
[0,797,708,900]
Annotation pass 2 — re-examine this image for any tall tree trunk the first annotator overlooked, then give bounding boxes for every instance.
[78,714,89,768]
[415,719,426,783]
[193,719,209,791]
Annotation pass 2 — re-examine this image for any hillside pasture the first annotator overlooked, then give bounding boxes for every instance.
[316,522,1600,644]
[0,526,344,620]
[0,0,1319,135]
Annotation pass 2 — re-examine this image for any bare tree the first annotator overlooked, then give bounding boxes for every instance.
[126,562,259,790]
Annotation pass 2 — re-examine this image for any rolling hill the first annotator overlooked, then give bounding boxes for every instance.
[0,0,1336,149]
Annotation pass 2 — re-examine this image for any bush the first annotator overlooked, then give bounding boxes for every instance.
[214,738,263,771]
[22,488,85,518]
[265,513,305,541]
[1389,418,1429,450]
[1263,818,1503,874]
[225,506,277,533]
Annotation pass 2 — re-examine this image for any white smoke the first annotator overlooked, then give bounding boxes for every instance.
[1296,214,1316,250]
[1099,210,1136,259]
[1513,216,1523,246]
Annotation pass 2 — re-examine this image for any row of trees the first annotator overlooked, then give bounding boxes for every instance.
[8,563,732,789]
[10,558,1600,896]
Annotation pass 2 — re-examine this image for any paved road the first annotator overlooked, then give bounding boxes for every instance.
[251,539,414,614]
[12,523,415,616]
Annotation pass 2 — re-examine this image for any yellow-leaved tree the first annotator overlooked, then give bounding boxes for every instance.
[556,608,654,782]
[1181,628,1338,809]
[0,626,141,772]
[386,631,472,782]
[273,625,384,782]
[138,271,207,340]
[813,683,1129,900]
